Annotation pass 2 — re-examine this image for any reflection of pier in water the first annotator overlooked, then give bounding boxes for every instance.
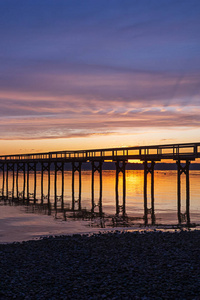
[0,142,200,227]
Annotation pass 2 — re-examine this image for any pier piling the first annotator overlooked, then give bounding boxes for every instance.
[0,142,199,227]
[143,161,155,225]
[115,160,126,218]
[72,162,82,211]
[176,160,190,225]
[91,161,103,216]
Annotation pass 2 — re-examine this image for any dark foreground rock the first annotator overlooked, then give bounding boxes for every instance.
[1,230,200,299]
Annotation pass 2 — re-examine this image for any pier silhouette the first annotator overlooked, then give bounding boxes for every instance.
[0,142,200,227]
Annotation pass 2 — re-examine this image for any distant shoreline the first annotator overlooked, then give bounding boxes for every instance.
[1,162,199,171]
[100,162,200,171]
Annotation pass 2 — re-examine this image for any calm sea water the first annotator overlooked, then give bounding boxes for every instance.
[1,170,200,225]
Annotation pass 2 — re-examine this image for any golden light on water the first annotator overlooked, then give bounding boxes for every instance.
[2,169,199,219]
[128,159,142,164]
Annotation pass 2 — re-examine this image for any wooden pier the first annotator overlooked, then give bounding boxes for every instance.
[0,142,200,226]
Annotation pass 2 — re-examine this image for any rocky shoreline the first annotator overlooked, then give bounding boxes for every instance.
[1,230,200,299]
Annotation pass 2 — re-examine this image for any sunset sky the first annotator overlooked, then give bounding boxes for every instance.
[1,0,200,154]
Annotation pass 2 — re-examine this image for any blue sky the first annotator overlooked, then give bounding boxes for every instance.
[0,0,200,153]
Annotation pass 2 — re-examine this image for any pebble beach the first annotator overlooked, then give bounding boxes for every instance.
[1,230,200,299]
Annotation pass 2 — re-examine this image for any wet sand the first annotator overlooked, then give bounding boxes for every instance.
[0,205,122,243]
[2,204,200,244]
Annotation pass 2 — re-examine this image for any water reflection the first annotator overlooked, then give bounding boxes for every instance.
[1,170,200,229]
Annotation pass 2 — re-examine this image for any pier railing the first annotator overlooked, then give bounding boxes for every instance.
[0,142,200,162]
[0,142,200,227]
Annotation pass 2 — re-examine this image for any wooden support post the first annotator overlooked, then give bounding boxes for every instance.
[23,163,26,201]
[71,162,82,211]
[34,163,37,203]
[91,161,95,213]
[27,163,29,202]
[91,161,103,216]
[2,163,5,198]
[151,161,155,225]
[61,162,64,210]
[176,160,190,225]
[41,162,44,204]
[115,160,126,217]
[54,162,57,210]
[78,162,82,210]
[143,161,148,226]
[6,163,9,199]
[16,164,19,199]
[12,163,15,199]
[72,162,75,210]
[186,160,190,226]
[177,161,181,224]
[99,161,103,217]
[48,162,51,205]
[115,161,119,215]
[122,160,126,217]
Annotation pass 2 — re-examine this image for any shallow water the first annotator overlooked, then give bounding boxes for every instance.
[1,170,200,242]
